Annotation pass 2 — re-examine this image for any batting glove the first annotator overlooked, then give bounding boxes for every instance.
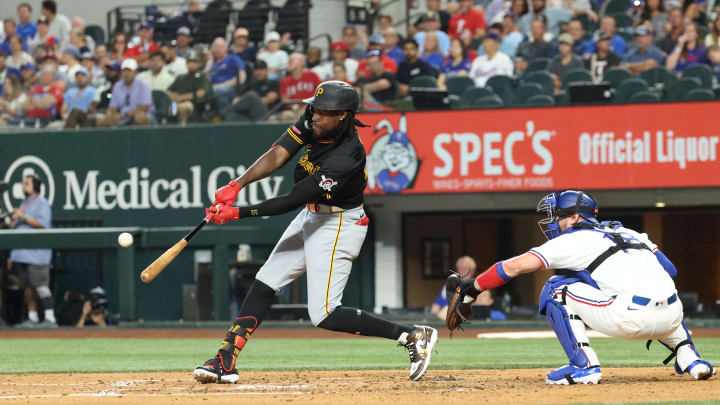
[213,181,241,207]
[206,204,240,225]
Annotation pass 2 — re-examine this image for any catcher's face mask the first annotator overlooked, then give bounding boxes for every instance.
[537,192,561,240]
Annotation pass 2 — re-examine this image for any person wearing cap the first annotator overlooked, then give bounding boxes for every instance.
[550,33,584,90]
[138,51,175,92]
[6,35,33,71]
[515,16,554,74]
[414,11,451,56]
[584,16,627,58]
[21,63,63,127]
[382,27,404,64]
[79,51,104,88]
[328,41,359,82]
[27,17,56,56]
[469,32,514,87]
[410,0,450,36]
[88,60,121,117]
[242,59,280,108]
[204,37,247,109]
[221,59,278,122]
[397,38,438,97]
[167,50,212,124]
[16,3,37,45]
[124,21,160,67]
[61,66,96,128]
[58,45,82,88]
[356,34,398,80]
[231,27,258,64]
[355,50,397,105]
[19,62,37,91]
[41,0,70,48]
[159,42,188,77]
[97,58,153,127]
[448,0,488,40]
[275,53,322,121]
[175,26,193,59]
[257,31,289,80]
[585,32,621,81]
[620,24,666,75]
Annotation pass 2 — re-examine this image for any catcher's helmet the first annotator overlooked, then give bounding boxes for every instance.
[303,80,359,113]
[537,190,599,240]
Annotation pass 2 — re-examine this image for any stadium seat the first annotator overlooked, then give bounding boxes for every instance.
[236,0,271,43]
[276,0,306,45]
[603,68,631,89]
[615,78,648,103]
[612,13,635,42]
[470,95,504,108]
[460,86,495,107]
[682,64,714,89]
[446,77,476,97]
[152,90,171,124]
[486,75,514,104]
[602,0,630,16]
[526,58,552,72]
[409,75,439,88]
[684,88,715,101]
[522,71,554,95]
[554,91,569,106]
[629,90,659,103]
[196,0,233,44]
[84,25,105,46]
[664,77,701,101]
[562,68,593,89]
[526,94,555,106]
[714,87,720,99]
[511,83,543,106]
[640,66,673,89]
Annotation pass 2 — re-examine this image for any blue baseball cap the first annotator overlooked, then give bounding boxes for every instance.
[484,32,502,43]
[634,25,653,36]
[20,62,36,70]
[388,131,409,148]
[75,66,89,76]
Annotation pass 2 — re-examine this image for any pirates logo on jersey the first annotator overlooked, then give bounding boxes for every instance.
[318,175,338,191]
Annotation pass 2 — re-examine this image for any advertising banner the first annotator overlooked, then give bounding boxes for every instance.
[360,103,720,194]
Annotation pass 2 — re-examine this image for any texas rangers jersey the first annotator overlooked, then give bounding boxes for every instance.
[529,223,676,299]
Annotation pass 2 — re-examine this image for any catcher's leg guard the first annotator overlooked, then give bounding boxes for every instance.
[656,321,716,380]
[541,282,600,369]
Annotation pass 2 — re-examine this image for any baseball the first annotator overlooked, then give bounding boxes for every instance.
[118,232,134,248]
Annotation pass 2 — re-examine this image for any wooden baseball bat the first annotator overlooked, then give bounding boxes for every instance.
[140,208,217,283]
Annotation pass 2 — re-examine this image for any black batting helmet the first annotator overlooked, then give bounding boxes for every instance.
[303,80,359,113]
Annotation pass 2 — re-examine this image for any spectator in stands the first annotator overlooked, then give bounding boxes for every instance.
[415,12,451,56]
[383,27,405,64]
[110,32,128,62]
[516,17,555,74]
[175,26,192,59]
[656,7,684,54]
[666,22,708,75]
[585,16,627,57]
[6,35,33,70]
[221,79,273,122]
[429,256,493,320]
[88,60,119,122]
[16,3,37,44]
[240,59,279,110]
[2,20,27,56]
[397,38,438,97]
[420,32,444,68]
[94,44,107,63]
[469,32,514,86]
[586,33,621,81]
[27,17,56,55]
[330,41,359,82]
[0,75,26,126]
[167,50,212,125]
[375,15,394,35]
[517,0,572,37]
[499,17,524,58]
[96,59,153,127]
[206,37,246,109]
[306,47,323,71]
[80,52,105,88]
[342,25,368,60]
[22,64,63,127]
[276,52,322,121]
[509,0,529,21]
[58,46,82,88]
[550,33,584,90]
[357,35,398,79]
[19,63,36,91]
[41,0,70,48]
[159,42,187,77]
[708,46,720,81]
[437,38,471,89]
[355,50,397,105]
[70,17,94,52]
[138,51,175,92]
[568,19,589,56]
[61,67,95,128]
[639,0,667,41]
[705,14,720,48]
[69,29,89,55]
[8,174,55,328]
[125,22,159,67]
[410,0,451,36]
[620,25,666,75]
[232,27,258,64]
[257,31,288,80]
[333,62,352,84]
[448,0,487,40]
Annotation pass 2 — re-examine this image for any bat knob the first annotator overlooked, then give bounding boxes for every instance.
[141,272,151,283]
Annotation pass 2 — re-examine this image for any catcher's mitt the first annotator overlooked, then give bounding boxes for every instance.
[445,274,481,336]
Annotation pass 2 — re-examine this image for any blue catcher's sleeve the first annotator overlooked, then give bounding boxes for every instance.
[654,250,678,278]
[433,288,448,308]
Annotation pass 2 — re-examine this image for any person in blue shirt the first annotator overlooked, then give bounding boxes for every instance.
[568,19,590,56]
[383,27,405,64]
[584,16,627,57]
[420,32,444,68]
[437,38,472,89]
[430,256,504,320]
[0,50,22,96]
[206,37,246,109]
[620,25,666,75]
[16,3,37,44]
[61,66,96,127]
[1,19,29,56]
[9,174,55,328]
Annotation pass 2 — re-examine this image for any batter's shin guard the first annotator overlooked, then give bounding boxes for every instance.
[216,316,258,371]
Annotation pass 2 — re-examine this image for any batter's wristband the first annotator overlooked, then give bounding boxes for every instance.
[475,261,512,291]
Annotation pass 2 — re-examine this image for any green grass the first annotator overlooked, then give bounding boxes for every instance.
[1,337,719,374]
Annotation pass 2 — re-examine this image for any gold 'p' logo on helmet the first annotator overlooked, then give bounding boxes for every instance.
[316,87,324,96]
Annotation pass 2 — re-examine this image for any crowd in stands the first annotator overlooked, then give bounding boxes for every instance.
[1,0,719,129]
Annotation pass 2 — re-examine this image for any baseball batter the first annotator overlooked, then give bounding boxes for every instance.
[193,81,437,384]
[448,190,714,384]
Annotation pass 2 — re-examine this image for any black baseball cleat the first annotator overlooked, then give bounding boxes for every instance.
[193,354,239,384]
[398,325,438,381]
